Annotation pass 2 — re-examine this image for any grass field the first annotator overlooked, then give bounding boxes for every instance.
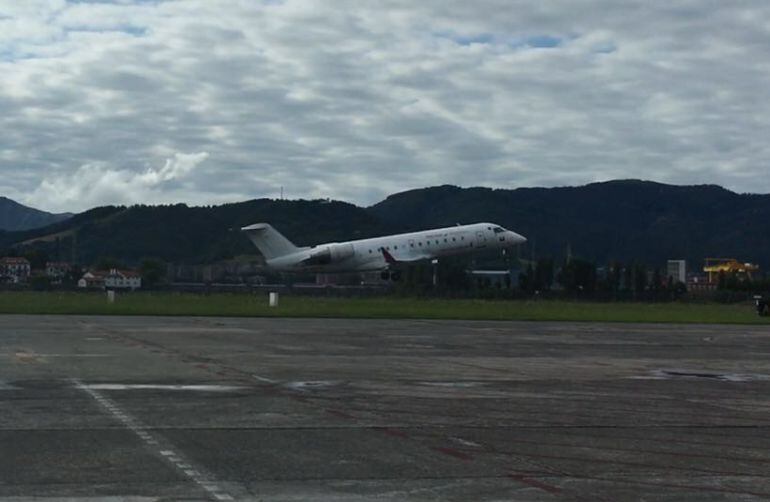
[0,291,766,324]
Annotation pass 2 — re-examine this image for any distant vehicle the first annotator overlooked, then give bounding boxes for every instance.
[242,222,526,280]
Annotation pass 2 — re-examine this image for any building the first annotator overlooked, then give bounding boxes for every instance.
[105,269,142,290]
[469,269,518,289]
[703,258,759,283]
[78,269,142,290]
[78,271,106,289]
[46,262,72,278]
[0,257,31,283]
[666,260,686,284]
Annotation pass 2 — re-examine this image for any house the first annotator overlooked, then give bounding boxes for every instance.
[78,271,107,289]
[105,269,142,290]
[46,261,72,278]
[0,257,31,283]
[79,269,142,290]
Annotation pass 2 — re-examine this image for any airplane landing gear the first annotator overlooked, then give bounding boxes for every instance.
[381,270,401,281]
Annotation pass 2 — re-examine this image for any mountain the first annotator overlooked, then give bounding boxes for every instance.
[369,180,770,267]
[0,199,387,266]
[3,180,770,269]
[0,197,72,231]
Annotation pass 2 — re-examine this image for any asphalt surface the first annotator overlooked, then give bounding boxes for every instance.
[2,315,770,501]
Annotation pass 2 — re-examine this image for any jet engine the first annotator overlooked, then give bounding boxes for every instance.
[302,243,355,266]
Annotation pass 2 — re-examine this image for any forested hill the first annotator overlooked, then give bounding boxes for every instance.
[0,199,387,266]
[3,180,770,267]
[0,197,72,231]
[369,180,770,267]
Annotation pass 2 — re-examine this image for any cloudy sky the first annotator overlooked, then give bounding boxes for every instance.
[1,0,769,212]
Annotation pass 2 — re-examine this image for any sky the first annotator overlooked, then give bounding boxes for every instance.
[1,0,770,213]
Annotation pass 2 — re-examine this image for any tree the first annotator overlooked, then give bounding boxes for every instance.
[534,258,554,291]
[608,262,623,294]
[140,258,167,288]
[558,259,597,294]
[651,267,662,293]
[22,249,49,270]
[633,263,648,295]
[519,263,535,293]
[95,257,124,271]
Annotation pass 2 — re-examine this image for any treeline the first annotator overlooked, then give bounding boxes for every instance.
[517,259,688,300]
[394,257,768,301]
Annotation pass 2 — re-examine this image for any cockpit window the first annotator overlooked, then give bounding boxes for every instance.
[493,227,504,234]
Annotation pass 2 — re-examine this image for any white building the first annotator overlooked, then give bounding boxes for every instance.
[1,257,31,283]
[79,269,142,290]
[667,260,687,284]
[78,271,106,289]
[105,269,142,290]
[46,262,72,278]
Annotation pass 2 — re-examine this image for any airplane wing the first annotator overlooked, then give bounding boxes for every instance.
[381,248,430,265]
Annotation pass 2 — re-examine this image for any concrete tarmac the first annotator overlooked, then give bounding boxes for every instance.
[2,315,770,501]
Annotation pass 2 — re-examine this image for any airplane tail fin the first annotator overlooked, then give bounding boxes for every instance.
[241,223,300,260]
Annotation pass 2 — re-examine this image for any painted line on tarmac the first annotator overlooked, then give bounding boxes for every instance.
[79,384,245,392]
[252,374,278,384]
[80,321,566,497]
[71,378,235,501]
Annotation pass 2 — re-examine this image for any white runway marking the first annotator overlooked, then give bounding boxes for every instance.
[80,384,244,392]
[450,437,483,448]
[0,380,20,390]
[252,374,278,384]
[285,380,338,391]
[72,378,236,501]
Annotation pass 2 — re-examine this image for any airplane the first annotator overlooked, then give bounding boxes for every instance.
[242,222,526,280]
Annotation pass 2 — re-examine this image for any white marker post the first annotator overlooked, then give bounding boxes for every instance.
[107,290,116,304]
[269,292,279,307]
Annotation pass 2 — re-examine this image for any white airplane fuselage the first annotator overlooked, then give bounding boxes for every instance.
[242,222,526,273]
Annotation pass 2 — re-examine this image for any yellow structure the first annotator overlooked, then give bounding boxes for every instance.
[703,258,760,283]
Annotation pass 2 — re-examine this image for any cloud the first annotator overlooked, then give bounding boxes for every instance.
[26,152,211,211]
[2,0,770,212]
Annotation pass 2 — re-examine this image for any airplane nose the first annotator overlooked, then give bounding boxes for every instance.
[510,231,526,244]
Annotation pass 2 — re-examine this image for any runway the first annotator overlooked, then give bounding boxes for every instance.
[2,315,770,501]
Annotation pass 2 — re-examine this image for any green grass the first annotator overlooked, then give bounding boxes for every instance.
[0,291,766,324]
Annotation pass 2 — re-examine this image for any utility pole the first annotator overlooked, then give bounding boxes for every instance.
[71,230,78,265]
